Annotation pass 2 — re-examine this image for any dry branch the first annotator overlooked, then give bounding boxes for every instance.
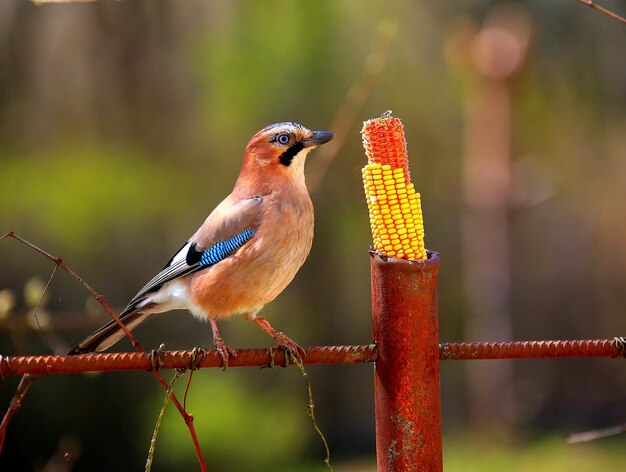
[307,19,396,191]
[575,0,626,25]
[0,232,207,471]
[567,422,626,443]
[30,0,626,27]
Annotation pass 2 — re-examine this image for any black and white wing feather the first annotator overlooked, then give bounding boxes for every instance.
[69,196,263,354]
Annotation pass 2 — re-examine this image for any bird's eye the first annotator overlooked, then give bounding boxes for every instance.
[276,133,291,145]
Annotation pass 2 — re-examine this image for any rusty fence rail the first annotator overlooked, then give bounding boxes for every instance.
[0,345,378,376]
[440,338,626,360]
[1,338,624,378]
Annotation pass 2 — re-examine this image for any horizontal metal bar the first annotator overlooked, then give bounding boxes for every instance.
[440,338,626,360]
[1,338,623,378]
[0,344,379,377]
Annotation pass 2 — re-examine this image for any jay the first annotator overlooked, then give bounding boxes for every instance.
[70,122,334,364]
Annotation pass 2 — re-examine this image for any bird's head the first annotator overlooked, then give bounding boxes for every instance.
[237,122,334,190]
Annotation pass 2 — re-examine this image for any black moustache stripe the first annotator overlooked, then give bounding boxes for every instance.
[279,142,304,167]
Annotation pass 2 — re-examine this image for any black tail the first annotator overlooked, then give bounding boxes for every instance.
[68,308,153,355]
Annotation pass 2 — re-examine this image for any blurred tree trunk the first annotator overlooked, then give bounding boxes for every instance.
[447,3,531,433]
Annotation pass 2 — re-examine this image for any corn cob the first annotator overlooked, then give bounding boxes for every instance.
[361,112,426,261]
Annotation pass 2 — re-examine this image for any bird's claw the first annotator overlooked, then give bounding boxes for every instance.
[273,332,305,366]
[212,336,236,370]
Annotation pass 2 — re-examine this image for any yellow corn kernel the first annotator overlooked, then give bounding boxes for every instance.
[361,112,426,261]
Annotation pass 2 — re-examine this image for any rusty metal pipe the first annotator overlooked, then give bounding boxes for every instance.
[2,338,621,378]
[0,345,378,377]
[370,250,443,472]
[440,338,625,360]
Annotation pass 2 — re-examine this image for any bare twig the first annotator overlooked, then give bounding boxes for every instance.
[567,422,626,443]
[0,374,34,452]
[31,0,97,4]
[290,355,333,472]
[0,232,142,351]
[31,264,58,351]
[0,313,113,332]
[146,370,185,472]
[0,232,208,471]
[307,19,397,191]
[575,0,626,25]
[183,370,194,412]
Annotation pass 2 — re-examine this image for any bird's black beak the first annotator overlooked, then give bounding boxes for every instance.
[303,130,335,148]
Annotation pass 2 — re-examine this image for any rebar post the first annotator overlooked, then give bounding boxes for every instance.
[370,250,442,471]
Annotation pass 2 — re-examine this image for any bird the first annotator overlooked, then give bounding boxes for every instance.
[69,122,334,365]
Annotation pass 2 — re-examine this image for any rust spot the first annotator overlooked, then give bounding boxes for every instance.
[387,439,399,471]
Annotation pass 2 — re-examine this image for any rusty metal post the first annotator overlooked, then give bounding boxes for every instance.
[371,250,442,471]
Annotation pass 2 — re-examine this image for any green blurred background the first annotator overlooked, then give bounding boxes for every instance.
[1,0,625,470]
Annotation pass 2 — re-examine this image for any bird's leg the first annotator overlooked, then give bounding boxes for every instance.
[246,313,305,364]
[209,319,236,368]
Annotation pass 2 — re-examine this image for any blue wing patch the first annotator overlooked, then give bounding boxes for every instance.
[197,227,256,267]
[124,227,257,310]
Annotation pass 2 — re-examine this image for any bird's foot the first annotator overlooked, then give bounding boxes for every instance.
[210,319,236,369]
[272,331,305,366]
[247,314,305,365]
[212,335,237,369]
